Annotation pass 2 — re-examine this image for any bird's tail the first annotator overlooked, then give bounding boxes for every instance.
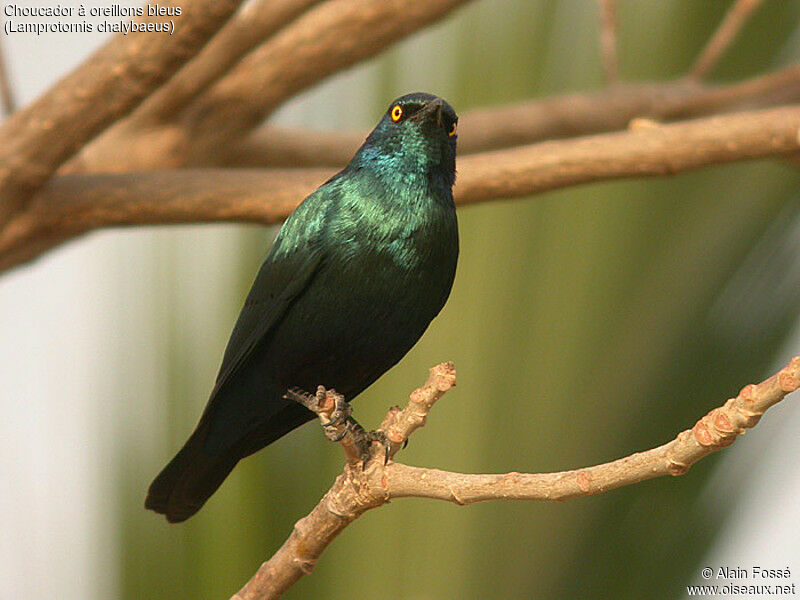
[145,401,315,523]
[144,424,240,523]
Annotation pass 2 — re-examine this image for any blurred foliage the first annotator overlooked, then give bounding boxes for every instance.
[120,1,800,598]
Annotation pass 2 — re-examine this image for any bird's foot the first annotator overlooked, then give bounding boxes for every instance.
[341,426,397,468]
[367,429,397,466]
[317,387,354,442]
[284,386,397,466]
[284,386,353,442]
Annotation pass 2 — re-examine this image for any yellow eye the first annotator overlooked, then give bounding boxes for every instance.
[449,121,458,137]
[391,105,403,122]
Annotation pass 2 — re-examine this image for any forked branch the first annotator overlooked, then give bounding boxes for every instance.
[213,63,800,168]
[232,357,800,599]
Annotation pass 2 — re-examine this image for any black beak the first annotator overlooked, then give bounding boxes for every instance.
[415,99,444,127]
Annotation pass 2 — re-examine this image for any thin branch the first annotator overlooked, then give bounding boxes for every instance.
[66,0,472,173]
[213,64,800,168]
[595,0,618,83]
[135,0,324,123]
[66,61,800,174]
[4,102,799,273]
[0,0,245,224]
[233,357,800,599]
[689,0,763,80]
[231,364,456,600]
[176,0,472,161]
[0,30,16,116]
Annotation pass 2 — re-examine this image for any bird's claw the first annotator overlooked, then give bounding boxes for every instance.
[283,387,317,410]
[368,430,395,466]
[318,388,352,442]
[351,429,395,468]
[284,386,398,466]
[284,386,354,442]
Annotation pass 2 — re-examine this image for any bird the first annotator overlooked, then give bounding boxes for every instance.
[145,92,459,523]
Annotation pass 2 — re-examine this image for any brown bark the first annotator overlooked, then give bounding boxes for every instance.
[215,65,800,168]
[232,357,800,599]
[0,0,245,224]
[6,104,800,273]
[689,0,764,80]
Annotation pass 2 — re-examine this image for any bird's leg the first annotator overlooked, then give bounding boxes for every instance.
[284,386,352,442]
[284,386,395,465]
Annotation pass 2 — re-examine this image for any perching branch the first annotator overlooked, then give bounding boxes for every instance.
[231,363,457,600]
[5,103,800,273]
[689,0,763,80]
[0,0,245,224]
[232,357,800,599]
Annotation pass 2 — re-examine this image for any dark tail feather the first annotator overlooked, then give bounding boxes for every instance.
[146,402,316,523]
[145,426,240,523]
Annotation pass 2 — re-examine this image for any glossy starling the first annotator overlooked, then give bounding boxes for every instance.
[146,93,459,522]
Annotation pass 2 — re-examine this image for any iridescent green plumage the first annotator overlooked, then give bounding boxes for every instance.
[146,93,459,522]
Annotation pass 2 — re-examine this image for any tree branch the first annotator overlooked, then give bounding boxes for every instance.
[213,64,800,168]
[132,0,324,124]
[453,104,800,205]
[689,0,763,80]
[0,29,16,116]
[179,0,471,161]
[0,168,330,271]
[595,0,618,83]
[232,356,800,599]
[0,0,245,224]
[66,0,472,173]
[64,60,800,174]
[231,363,456,600]
[5,103,800,273]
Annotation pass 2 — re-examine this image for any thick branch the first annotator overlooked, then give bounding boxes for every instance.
[689,0,763,80]
[5,103,800,272]
[215,64,800,167]
[66,63,800,173]
[453,104,800,206]
[234,357,800,599]
[0,168,330,271]
[0,0,244,223]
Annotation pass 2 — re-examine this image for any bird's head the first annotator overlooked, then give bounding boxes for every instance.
[358,92,458,189]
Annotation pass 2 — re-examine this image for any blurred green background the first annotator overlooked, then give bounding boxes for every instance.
[116,1,800,598]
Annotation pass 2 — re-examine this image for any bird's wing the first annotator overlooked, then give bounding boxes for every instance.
[211,245,324,397]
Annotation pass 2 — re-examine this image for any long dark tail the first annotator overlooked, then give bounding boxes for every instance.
[145,402,314,523]
[144,423,241,523]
